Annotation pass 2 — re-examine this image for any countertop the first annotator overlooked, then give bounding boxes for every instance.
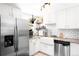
[30,36,79,44]
[54,37,79,44]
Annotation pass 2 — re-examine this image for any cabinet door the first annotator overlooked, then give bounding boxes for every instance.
[40,37,54,55]
[40,42,54,56]
[70,43,79,56]
[67,7,79,28]
[74,7,79,28]
[29,39,40,55]
[56,9,66,29]
[66,7,76,29]
[42,5,55,24]
[29,40,36,55]
[48,6,56,24]
[0,5,12,18]
[57,6,79,29]
[46,43,54,56]
[40,42,48,53]
[13,8,21,18]
[34,39,40,52]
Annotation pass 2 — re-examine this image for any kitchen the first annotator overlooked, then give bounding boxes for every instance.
[0,0,79,56]
[29,2,79,56]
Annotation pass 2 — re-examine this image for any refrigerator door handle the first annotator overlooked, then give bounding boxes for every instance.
[14,18,18,56]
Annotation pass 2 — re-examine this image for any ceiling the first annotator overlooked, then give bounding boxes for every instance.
[53,3,79,12]
[16,0,52,16]
[17,3,43,16]
[5,0,52,16]
[3,0,79,16]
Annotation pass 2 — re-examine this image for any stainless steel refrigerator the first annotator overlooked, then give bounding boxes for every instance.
[0,15,29,56]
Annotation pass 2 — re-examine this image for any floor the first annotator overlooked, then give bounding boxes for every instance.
[18,53,29,56]
[32,51,49,56]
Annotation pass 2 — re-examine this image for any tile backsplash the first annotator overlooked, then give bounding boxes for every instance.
[47,24,79,39]
[58,29,79,38]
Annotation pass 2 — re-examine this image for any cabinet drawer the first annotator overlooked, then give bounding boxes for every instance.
[40,42,54,56]
[70,43,79,56]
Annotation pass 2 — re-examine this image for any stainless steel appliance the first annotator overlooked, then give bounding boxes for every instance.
[15,18,29,56]
[0,15,29,56]
[54,40,70,56]
[29,29,33,38]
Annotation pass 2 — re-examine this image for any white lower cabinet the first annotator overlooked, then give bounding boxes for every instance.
[40,42,54,56]
[40,42,49,54]
[70,43,79,56]
[40,37,54,56]
[29,37,54,56]
[29,39,40,55]
[29,40,35,55]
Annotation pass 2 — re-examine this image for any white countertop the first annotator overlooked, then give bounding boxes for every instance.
[30,36,79,44]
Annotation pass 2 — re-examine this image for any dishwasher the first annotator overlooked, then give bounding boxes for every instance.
[54,40,70,56]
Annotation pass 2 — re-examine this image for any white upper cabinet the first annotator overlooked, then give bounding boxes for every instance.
[42,4,56,24]
[65,7,79,29]
[0,4,12,18]
[67,7,79,28]
[0,4,21,19]
[13,8,21,19]
[56,9,66,29]
[56,5,79,29]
